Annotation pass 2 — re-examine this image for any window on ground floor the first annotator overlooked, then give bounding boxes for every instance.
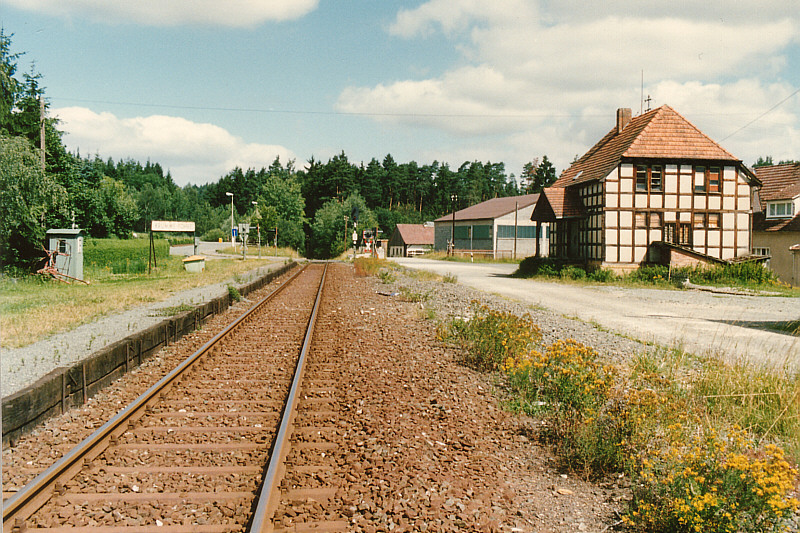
[665,222,691,246]
[752,247,771,267]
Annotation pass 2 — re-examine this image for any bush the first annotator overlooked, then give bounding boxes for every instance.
[560,265,587,280]
[516,257,595,281]
[227,284,242,302]
[588,268,617,282]
[201,228,226,242]
[628,430,799,532]
[690,262,778,286]
[444,302,542,372]
[167,236,194,246]
[84,238,168,267]
[515,256,565,277]
[626,265,690,286]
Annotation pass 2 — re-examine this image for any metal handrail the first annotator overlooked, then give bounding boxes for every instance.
[3,264,309,532]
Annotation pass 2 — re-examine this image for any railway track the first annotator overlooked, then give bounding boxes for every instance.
[3,262,346,533]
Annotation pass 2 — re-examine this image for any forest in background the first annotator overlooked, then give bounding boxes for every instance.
[1,31,559,267]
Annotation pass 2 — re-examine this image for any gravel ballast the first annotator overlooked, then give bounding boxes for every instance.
[4,263,634,531]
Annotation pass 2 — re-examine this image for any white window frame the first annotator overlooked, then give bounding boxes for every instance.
[767,201,794,219]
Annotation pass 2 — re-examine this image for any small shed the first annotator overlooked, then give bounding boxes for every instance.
[46,228,86,281]
[388,224,435,257]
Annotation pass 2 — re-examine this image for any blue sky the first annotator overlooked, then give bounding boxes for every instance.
[3,0,799,186]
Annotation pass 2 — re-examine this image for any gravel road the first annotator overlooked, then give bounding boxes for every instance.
[393,258,800,370]
[1,259,289,397]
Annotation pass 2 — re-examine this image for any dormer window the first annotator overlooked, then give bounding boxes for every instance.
[767,201,794,218]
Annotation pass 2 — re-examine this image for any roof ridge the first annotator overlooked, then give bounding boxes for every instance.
[627,105,738,160]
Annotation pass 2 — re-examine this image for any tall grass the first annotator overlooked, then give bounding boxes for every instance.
[84,237,169,267]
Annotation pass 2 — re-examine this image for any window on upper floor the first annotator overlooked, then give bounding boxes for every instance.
[708,166,721,193]
[767,201,794,219]
[693,213,705,228]
[693,165,722,194]
[708,213,720,228]
[636,164,663,193]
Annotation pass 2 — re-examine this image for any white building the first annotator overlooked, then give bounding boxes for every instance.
[434,194,548,259]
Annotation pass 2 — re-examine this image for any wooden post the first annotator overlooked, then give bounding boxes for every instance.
[61,372,67,414]
[82,363,87,404]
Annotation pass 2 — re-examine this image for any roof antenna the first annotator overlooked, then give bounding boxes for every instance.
[640,70,644,115]
[644,95,652,113]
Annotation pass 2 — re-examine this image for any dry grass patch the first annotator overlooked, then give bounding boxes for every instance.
[0,256,279,348]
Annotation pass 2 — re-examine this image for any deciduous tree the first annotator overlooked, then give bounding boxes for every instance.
[0,134,68,269]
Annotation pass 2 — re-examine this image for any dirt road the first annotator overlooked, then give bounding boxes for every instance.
[394,258,800,369]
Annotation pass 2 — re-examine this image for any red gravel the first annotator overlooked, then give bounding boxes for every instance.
[3,263,622,532]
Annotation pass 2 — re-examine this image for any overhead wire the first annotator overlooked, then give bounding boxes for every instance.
[720,86,800,142]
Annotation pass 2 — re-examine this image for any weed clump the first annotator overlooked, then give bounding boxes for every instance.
[440,305,800,531]
[444,302,541,371]
[227,284,242,302]
[354,257,385,277]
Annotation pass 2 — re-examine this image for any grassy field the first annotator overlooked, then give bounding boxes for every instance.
[0,256,280,348]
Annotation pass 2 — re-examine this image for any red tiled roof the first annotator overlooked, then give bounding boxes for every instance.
[531,187,585,221]
[555,105,746,188]
[754,163,800,206]
[394,224,434,245]
[753,212,800,233]
[434,194,539,222]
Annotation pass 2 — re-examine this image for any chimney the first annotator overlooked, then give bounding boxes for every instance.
[616,108,632,133]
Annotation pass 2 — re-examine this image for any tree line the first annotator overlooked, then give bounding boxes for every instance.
[1,31,558,267]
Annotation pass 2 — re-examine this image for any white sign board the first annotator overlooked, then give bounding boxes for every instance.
[151,220,196,232]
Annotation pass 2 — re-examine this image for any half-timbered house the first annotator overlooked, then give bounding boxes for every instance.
[531,105,759,271]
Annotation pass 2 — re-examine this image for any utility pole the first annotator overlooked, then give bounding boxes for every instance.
[514,200,518,260]
[450,194,458,256]
[39,97,46,171]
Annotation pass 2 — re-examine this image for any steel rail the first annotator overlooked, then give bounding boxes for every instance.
[2,263,311,533]
[247,262,329,533]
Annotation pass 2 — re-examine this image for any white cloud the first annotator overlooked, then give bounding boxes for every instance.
[55,107,297,185]
[340,1,800,174]
[6,0,318,27]
[390,0,536,38]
